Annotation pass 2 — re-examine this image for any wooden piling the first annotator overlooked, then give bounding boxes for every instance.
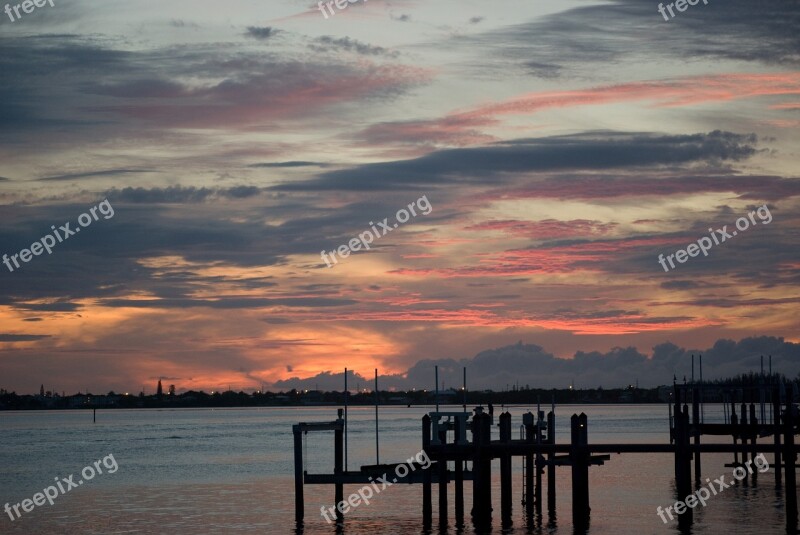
[454,416,465,527]
[422,414,432,528]
[784,387,797,533]
[675,406,693,528]
[749,403,758,478]
[535,410,543,517]
[547,410,556,516]
[499,412,513,528]
[773,385,782,487]
[334,420,344,522]
[438,427,448,529]
[731,405,739,466]
[471,412,492,529]
[692,386,701,482]
[523,412,534,522]
[570,413,590,529]
[293,425,304,522]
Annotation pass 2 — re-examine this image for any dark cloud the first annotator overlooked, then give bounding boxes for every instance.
[464,0,800,79]
[101,297,357,309]
[310,36,398,57]
[275,131,761,191]
[37,169,156,182]
[107,185,261,203]
[248,161,329,168]
[245,26,278,40]
[0,334,51,342]
[13,300,82,312]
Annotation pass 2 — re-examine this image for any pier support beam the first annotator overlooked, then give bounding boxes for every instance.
[773,385,782,487]
[523,412,534,523]
[471,411,492,530]
[334,420,344,522]
[570,413,590,530]
[547,410,556,517]
[674,406,693,528]
[422,414,432,529]
[692,386,701,483]
[438,427,448,529]
[784,387,797,533]
[454,417,465,528]
[293,425,304,523]
[499,411,513,529]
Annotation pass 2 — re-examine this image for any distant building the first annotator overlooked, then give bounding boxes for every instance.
[156,379,163,398]
[168,384,176,395]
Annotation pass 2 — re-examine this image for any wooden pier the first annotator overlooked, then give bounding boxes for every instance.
[293,383,800,532]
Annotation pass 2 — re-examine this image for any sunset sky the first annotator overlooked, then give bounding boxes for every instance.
[1,0,799,394]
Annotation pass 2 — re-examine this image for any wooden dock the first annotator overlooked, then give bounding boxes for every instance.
[293,382,800,532]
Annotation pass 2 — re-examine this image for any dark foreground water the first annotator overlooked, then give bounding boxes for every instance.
[0,404,791,534]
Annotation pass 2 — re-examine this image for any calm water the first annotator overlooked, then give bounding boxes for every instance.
[0,404,791,534]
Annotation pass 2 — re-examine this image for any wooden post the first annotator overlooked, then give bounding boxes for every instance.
[784,386,797,533]
[524,413,534,523]
[692,386,701,482]
[570,413,590,529]
[93,408,96,423]
[676,406,693,528]
[334,419,344,522]
[731,405,739,466]
[749,403,758,480]
[293,425,304,522]
[438,427,448,529]
[499,412,512,528]
[773,385,782,487]
[454,417,464,528]
[535,410,543,518]
[471,412,492,529]
[422,414,432,528]
[547,410,556,516]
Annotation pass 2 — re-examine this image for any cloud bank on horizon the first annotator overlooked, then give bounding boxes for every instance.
[0,0,798,394]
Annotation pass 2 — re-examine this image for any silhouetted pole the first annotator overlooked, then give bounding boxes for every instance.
[523,412,534,523]
[676,406,693,528]
[344,368,348,471]
[692,386,701,482]
[293,425,304,522]
[499,411,513,528]
[773,385,782,487]
[570,413,590,530]
[93,408,96,423]
[454,416,465,527]
[784,385,797,533]
[422,414,432,528]
[547,410,556,516]
[535,409,543,517]
[374,369,379,465]
[335,418,344,522]
[749,403,758,477]
[471,412,492,529]
[439,426,448,529]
